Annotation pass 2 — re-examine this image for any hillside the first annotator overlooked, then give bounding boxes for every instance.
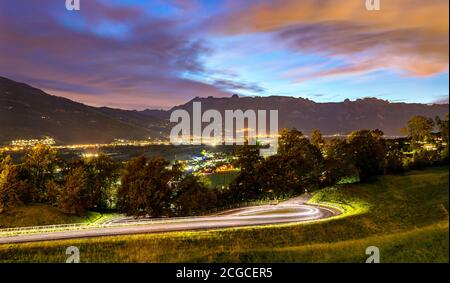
[0,167,447,262]
[0,77,165,144]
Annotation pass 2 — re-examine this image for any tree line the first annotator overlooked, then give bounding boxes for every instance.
[0,148,219,216]
[0,114,448,216]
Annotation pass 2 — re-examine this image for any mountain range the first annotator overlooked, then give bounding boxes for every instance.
[0,76,448,144]
[174,95,449,137]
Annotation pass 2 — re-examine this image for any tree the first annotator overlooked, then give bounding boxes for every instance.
[322,137,357,185]
[117,156,175,217]
[0,156,26,213]
[234,144,262,172]
[232,129,326,199]
[45,180,61,206]
[408,149,440,169]
[57,167,90,215]
[229,144,263,201]
[310,129,325,150]
[257,154,300,197]
[21,144,60,202]
[278,128,324,191]
[384,141,405,174]
[173,174,217,216]
[84,154,119,209]
[278,128,306,156]
[347,130,386,181]
[403,116,435,146]
[435,113,449,144]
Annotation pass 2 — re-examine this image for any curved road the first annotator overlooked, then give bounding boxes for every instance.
[0,196,340,244]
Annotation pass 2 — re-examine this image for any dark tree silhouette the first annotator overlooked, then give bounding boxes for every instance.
[348,130,386,181]
[117,156,174,217]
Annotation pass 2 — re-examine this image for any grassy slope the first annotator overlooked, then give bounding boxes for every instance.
[0,205,101,228]
[0,166,448,263]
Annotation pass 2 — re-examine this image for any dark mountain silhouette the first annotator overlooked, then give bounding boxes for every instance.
[140,109,170,120]
[167,95,448,136]
[0,77,166,144]
[1,76,448,144]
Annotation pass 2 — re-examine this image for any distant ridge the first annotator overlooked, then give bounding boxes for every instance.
[1,77,448,144]
[167,95,448,136]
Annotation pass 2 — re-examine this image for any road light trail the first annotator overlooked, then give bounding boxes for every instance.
[0,197,340,244]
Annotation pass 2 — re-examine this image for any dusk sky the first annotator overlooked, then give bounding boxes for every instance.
[0,0,448,110]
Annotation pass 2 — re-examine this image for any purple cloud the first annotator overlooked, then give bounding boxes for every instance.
[0,0,239,109]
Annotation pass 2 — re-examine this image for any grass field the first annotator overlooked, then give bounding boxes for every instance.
[0,166,448,263]
[0,205,102,228]
[202,170,239,188]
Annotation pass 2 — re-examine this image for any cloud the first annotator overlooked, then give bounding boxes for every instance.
[213,79,265,93]
[0,0,239,109]
[215,0,449,80]
[0,0,447,108]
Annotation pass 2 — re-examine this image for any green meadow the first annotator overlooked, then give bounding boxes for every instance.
[0,205,101,228]
[202,170,240,188]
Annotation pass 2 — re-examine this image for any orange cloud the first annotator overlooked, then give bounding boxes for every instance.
[217,0,449,79]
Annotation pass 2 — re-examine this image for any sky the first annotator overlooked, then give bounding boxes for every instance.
[0,0,448,109]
